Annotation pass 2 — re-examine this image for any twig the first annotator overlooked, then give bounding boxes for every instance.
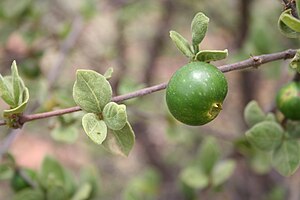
[47,16,84,90]
[282,0,299,18]
[0,130,20,159]
[0,48,297,127]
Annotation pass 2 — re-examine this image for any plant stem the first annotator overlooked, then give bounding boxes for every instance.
[0,49,297,127]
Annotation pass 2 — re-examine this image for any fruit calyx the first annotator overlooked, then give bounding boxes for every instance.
[208,102,223,119]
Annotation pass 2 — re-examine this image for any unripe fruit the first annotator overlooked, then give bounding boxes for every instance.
[276,81,300,120]
[166,62,228,126]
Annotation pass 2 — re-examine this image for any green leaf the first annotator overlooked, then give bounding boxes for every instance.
[123,169,161,200]
[102,122,135,156]
[180,166,208,189]
[39,156,65,188]
[250,149,272,174]
[278,9,300,38]
[290,49,300,73]
[79,166,100,198]
[245,121,284,152]
[0,75,15,106]
[71,183,92,200]
[265,113,276,122]
[244,100,266,127]
[51,125,79,143]
[82,113,107,145]
[73,70,112,113]
[46,185,68,200]
[4,87,29,117]
[11,61,25,105]
[12,189,44,200]
[169,31,194,59]
[272,140,300,176]
[191,12,209,46]
[103,102,127,130]
[198,137,220,175]
[103,67,113,80]
[280,10,300,32]
[2,0,32,18]
[211,160,236,187]
[195,49,228,62]
[286,121,300,138]
[0,163,13,180]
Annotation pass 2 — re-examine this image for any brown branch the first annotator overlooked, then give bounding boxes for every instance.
[0,48,297,127]
[282,0,299,18]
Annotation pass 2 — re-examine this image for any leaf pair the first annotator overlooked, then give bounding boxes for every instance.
[244,100,300,176]
[0,61,29,128]
[170,12,228,62]
[73,69,135,156]
[180,137,236,189]
[81,102,127,144]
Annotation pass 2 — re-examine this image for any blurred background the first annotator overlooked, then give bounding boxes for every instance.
[0,0,300,199]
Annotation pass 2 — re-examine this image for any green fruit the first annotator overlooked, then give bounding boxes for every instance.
[11,169,36,191]
[276,81,300,120]
[166,62,228,126]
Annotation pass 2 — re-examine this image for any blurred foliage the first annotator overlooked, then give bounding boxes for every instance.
[0,0,300,199]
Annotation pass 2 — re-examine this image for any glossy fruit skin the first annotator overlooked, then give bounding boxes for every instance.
[276,82,300,120]
[166,62,228,126]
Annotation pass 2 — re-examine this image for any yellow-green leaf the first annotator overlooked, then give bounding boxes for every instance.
[82,113,107,145]
[103,102,127,130]
[73,70,112,113]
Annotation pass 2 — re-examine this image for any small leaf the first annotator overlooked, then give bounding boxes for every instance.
[244,100,266,127]
[39,156,65,188]
[51,125,79,143]
[195,49,228,62]
[265,113,276,122]
[286,121,300,138]
[104,67,114,80]
[280,9,300,32]
[73,70,112,113]
[102,122,135,156]
[180,166,208,189]
[245,121,284,151]
[198,137,220,175]
[250,149,272,174]
[290,49,300,73]
[4,87,29,117]
[11,61,25,105]
[103,102,127,130]
[169,31,194,59]
[12,189,44,200]
[123,169,161,200]
[0,75,15,106]
[272,140,300,176]
[46,185,68,200]
[71,183,92,200]
[0,164,13,180]
[278,9,300,38]
[82,113,107,144]
[79,167,100,198]
[211,160,236,187]
[191,12,209,46]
